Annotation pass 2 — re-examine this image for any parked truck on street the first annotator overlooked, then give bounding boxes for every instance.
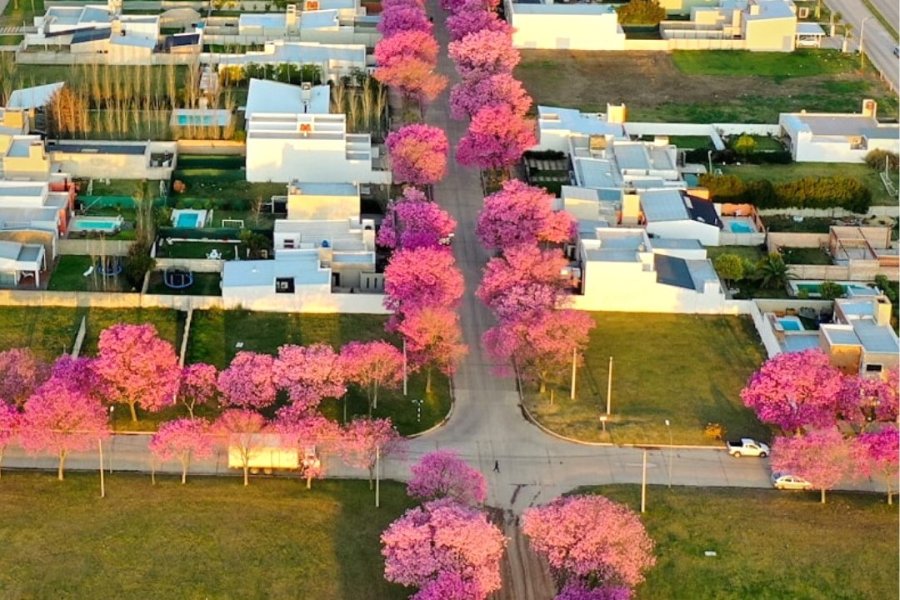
[726,438,770,458]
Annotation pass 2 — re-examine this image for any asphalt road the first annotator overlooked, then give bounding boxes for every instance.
[828,0,900,91]
[869,0,899,42]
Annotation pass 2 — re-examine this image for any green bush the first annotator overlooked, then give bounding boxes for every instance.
[699,174,871,213]
[617,0,666,25]
[732,134,757,156]
[864,149,899,171]
[123,241,155,290]
[819,281,845,300]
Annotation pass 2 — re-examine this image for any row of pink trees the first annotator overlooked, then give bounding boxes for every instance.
[445,0,536,175]
[374,0,447,114]
[148,413,404,487]
[741,349,899,503]
[381,451,505,599]
[523,495,656,599]
[474,182,594,395]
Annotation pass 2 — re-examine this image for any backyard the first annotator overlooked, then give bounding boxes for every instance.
[523,313,768,445]
[515,50,898,124]
[0,472,412,600]
[47,256,132,293]
[584,485,899,600]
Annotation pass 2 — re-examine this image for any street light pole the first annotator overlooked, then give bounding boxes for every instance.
[570,347,577,400]
[641,448,647,513]
[860,16,874,69]
[402,338,407,396]
[375,445,380,508]
[606,356,613,415]
[665,419,673,489]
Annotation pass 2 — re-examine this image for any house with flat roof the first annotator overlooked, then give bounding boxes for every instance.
[638,188,723,246]
[286,182,360,221]
[0,181,73,247]
[660,0,800,51]
[245,79,331,120]
[239,6,340,35]
[570,228,726,313]
[779,100,900,163]
[244,80,389,185]
[0,240,46,288]
[504,0,626,50]
[818,294,898,377]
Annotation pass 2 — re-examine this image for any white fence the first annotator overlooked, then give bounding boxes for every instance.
[759,206,900,218]
[58,239,135,256]
[156,257,224,273]
[14,51,200,65]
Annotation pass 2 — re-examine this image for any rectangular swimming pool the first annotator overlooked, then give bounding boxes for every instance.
[70,216,124,233]
[730,221,754,233]
[177,114,215,126]
[176,213,200,228]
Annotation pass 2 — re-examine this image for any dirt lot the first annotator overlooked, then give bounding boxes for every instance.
[515,51,899,123]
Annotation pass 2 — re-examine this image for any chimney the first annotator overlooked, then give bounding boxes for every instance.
[606,103,627,124]
[621,192,640,226]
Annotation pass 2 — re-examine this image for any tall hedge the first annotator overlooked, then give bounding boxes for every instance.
[699,174,871,213]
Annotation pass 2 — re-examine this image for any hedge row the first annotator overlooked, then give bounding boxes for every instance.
[699,174,871,213]
[684,147,793,165]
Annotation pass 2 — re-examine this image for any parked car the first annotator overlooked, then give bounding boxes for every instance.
[772,473,812,490]
[726,438,770,458]
[893,46,899,58]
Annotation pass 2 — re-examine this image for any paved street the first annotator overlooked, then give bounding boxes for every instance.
[827,0,899,91]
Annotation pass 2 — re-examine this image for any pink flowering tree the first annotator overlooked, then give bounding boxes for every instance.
[384,248,465,317]
[217,351,277,410]
[178,363,218,418]
[0,399,20,479]
[441,0,498,12]
[377,4,432,36]
[397,307,467,393]
[378,188,457,251]
[413,571,482,600]
[523,495,656,594]
[740,350,846,435]
[484,309,595,393]
[556,583,632,600]
[450,73,531,121]
[446,1,511,41]
[274,411,342,489]
[374,57,448,105]
[212,409,268,486]
[339,417,405,488]
[838,370,899,429]
[448,29,518,80]
[273,344,346,414]
[149,418,213,484]
[373,30,438,69]
[92,323,180,422]
[50,356,102,402]
[771,429,852,504]
[341,341,404,413]
[381,498,506,599]
[0,348,48,405]
[386,124,449,186]
[408,450,487,506]
[855,426,899,505]
[477,180,575,249]
[456,105,537,171]
[476,245,569,322]
[20,377,110,480]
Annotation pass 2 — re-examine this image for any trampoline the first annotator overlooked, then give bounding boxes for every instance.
[96,257,123,276]
[164,267,194,289]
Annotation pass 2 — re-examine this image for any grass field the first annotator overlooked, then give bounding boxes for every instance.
[187,310,451,435]
[47,256,132,293]
[516,50,898,125]
[523,313,768,445]
[580,485,899,600]
[0,472,412,600]
[156,241,240,259]
[706,245,766,264]
[782,247,832,265]
[721,163,899,206]
[145,271,222,296]
[0,0,44,27]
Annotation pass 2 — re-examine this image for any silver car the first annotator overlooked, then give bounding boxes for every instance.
[771,472,812,490]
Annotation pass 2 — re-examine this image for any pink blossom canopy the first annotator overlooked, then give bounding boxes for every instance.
[476,180,575,249]
[149,417,214,463]
[273,344,346,413]
[217,351,277,410]
[450,73,532,121]
[384,247,465,315]
[377,188,456,250]
[385,124,450,186]
[448,28,519,80]
[456,105,537,170]
[407,450,488,506]
[0,348,48,405]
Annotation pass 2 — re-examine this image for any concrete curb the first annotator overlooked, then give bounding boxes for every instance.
[407,380,456,439]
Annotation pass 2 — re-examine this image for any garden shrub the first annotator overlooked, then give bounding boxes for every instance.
[699,174,871,213]
[864,149,899,171]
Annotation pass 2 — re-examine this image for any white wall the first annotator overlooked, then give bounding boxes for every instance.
[573,258,727,313]
[222,284,389,313]
[646,220,721,246]
[507,3,626,50]
[246,136,389,184]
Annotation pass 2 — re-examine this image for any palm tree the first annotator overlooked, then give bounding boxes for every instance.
[755,254,793,290]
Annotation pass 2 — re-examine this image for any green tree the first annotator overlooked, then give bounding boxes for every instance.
[819,281,844,300]
[755,253,793,290]
[713,253,745,286]
[732,134,757,156]
[123,242,155,290]
[616,0,667,25]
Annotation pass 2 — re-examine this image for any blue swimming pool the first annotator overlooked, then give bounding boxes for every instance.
[176,213,200,228]
[177,114,215,126]
[730,221,754,233]
[778,318,803,331]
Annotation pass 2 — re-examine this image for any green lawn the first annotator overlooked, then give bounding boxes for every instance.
[523,314,768,445]
[0,306,81,360]
[187,310,451,435]
[47,256,132,293]
[580,485,898,600]
[0,0,44,27]
[668,135,713,150]
[706,245,766,264]
[782,247,833,265]
[763,215,834,233]
[157,241,240,259]
[0,472,412,600]
[671,50,859,79]
[145,271,222,296]
[79,308,184,356]
[721,162,898,207]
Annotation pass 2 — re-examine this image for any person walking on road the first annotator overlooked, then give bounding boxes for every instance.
[493,460,500,473]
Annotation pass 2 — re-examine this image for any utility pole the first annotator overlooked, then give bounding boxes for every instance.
[570,347,577,400]
[375,445,381,508]
[641,448,647,513]
[98,438,106,499]
[606,356,613,415]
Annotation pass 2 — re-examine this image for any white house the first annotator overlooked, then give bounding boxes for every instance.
[273,217,376,289]
[779,100,900,163]
[238,5,341,36]
[818,294,899,377]
[570,228,726,313]
[504,0,626,50]
[535,105,627,154]
[660,0,799,51]
[244,80,389,185]
[245,78,330,120]
[0,240,46,288]
[285,182,360,221]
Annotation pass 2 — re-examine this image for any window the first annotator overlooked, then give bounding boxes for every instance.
[283,239,295,249]
[275,277,295,294]
[865,364,883,373]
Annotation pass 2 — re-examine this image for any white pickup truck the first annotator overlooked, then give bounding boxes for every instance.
[726,438,770,458]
